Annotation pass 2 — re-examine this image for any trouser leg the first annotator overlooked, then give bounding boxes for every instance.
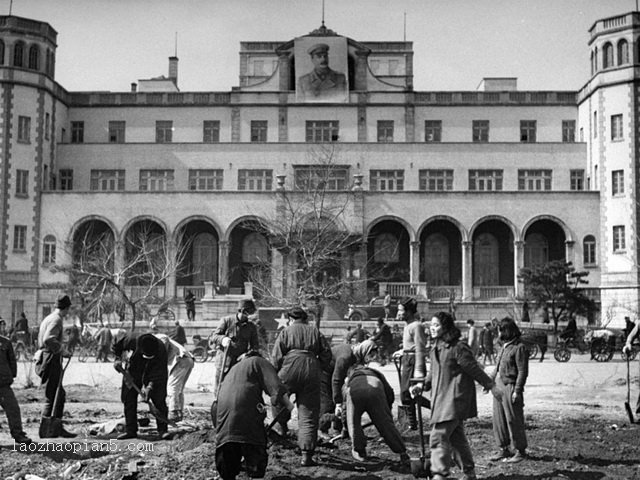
[296,386,320,452]
[149,385,169,433]
[215,443,243,480]
[168,357,194,414]
[345,386,366,453]
[41,354,65,418]
[122,387,138,434]
[367,395,406,453]
[242,443,269,478]
[496,379,528,451]
[450,420,475,474]
[429,419,458,477]
[400,355,416,428]
[0,385,26,438]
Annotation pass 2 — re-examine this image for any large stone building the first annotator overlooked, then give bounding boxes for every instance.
[0,11,636,327]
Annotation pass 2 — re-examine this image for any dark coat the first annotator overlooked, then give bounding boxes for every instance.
[271,320,332,372]
[113,333,168,391]
[211,315,259,363]
[297,67,347,100]
[0,336,16,387]
[492,339,529,394]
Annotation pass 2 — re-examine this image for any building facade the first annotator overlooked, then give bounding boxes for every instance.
[0,12,635,326]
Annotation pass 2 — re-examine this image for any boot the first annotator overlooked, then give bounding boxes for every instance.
[300,451,317,467]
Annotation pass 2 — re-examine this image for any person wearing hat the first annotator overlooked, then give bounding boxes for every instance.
[210,299,260,398]
[297,43,347,101]
[271,306,332,467]
[113,332,170,440]
[36,294,76,438]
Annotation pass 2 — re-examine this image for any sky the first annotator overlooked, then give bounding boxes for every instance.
[5,0,635,93]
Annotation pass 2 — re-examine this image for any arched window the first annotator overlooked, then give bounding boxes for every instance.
[603,42,614,68]
[13,41,24,67]
[43,235,56,265]
[424,233,449,285]
[28,44,39,70]
[583,235,596,265]
[473,233,499,285]
[0,40,5,66]
[618,39,629,65]
[374,233,399,263]
[524,233,549,268]
[242,232,268,264]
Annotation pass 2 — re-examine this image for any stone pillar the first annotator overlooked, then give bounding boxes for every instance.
[204,281,215,299]
[244,282,253,298]
[565,240,575,264]
[218,241,230,288]
[165,238,177,299]
[277,52,291,90]
[278,93,288,142]
[405,93,415,142]
[357,94,367,142]
[271,248,285,298]
[231,106,240,142]
[410,241,420,283]
[351,242,368,299]
[461,240,473,301]
[354,50,369,91]
[514,240,525,299]
[114,240,125,287]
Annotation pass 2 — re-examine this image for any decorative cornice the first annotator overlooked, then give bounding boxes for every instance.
[306,24,338,37]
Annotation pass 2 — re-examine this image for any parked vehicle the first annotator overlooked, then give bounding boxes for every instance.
[192,334,216,363]
[344,296,399,322]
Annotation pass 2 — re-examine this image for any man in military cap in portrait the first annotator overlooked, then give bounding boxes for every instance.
[298,43,347,101]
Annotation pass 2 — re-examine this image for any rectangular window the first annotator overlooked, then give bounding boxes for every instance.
[570,169,585,191]
[594,111,598,138]
[520,120,537,143]
[611,114,623,141]
[472,120,489,143]
[139,169,174,191]
[70,121,84,143]
[250,120,268,143]
[238,169,273,191]
[305,121,339,142]
[562,120,576,143]
[13,225,26,251]
[45,113,50,140]
[377,120,394,142]
[43,238,56,265]
[15,169,28,196]
[612,169,624,196]
[188,169,223,191]
[518,169,552,191]
[18,116,31,143]
[59,169,73,191]
[203,120,220,143]
[613,225,626,252]
[90,169,125,191]
[294,165,349,191]
[108,121,126,143]
[155,120,173,143]
[424,120,442,142]
[468,170,503,191]
[584,239,596,265]
[419,169,454,191]
[370,170,404,191]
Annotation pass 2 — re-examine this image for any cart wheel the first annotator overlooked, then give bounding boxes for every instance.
[193,346,208,363]
[527,343,539,359]
[622,349,638,361]
[592,342,613,362]
[554,347,571,362]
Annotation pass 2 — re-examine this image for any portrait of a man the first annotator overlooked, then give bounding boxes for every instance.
[297,42,348,102]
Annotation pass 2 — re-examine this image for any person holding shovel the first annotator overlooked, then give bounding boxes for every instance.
[113,332,170,440]
[623,322,640,414]
[36,294,76,438]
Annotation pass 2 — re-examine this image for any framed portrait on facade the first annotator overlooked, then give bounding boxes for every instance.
[295,36,348,103]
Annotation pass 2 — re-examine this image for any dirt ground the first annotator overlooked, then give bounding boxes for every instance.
[0,357,639,480]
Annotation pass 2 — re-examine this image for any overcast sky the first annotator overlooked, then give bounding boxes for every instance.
[6,0,633,92]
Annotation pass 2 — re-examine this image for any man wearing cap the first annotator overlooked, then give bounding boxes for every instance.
[298,43,347,101]
[271,306,332,466]
[211,299,260,397]
[113,332,170,440]
[36,294,76,438]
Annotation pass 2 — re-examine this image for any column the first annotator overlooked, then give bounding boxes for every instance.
[218,240,229,288]
[352,242,368,299]
[114,240,125,287]
[409,241,420,283]
[271,247,284,298]
[514,240,524,299]
[165,238,177,299]
[277,52,291,90]
[565,240,575,265]
[461,240,473,301]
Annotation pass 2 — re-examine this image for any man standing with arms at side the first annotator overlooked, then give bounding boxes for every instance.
[36,294,76,438]
[383,291,392,321]
[0,330,31,444]
[185,290,196,321]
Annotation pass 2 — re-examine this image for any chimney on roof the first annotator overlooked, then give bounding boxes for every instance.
[169,56,178,87]
[131,83,137,92]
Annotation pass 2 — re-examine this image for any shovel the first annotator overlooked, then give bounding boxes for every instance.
[410,386,431,478]
[39,355,72,438]
[210,343,231,427]
[625,356,635,424]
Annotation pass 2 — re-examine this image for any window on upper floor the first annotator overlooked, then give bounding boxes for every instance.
[305,121,339,142]
[570,170,585,191]
[562,120,576,143]
[583,235,596,266]
[90,169,125,191]
[108,121,126,143]
[294,165,349,191]
[370,170,404,191]
[238,169,273,191]
[425,120,442,142]
[188,169,223,191]
[45,113,50,140]
[155,120,173,143]
[518,169,552,191]
[42,234,56,265]
[593,111,598,138]
[613,225,626,252]
[611,114,623,141]
[15,169,28,197]
[139,169,174,191]
[0,40,5,66]
[520,120,536,143]
[28,44,39,70]
[59,169,73,191]
[250,120,267,143]
[13,225,26,251]
[70,121,84,143]
[377,120,394,142]
[203,120,220,143]
[468,170,503,191]
[612,170,624,196]
[618,39,629,65]
[472,120,489,143]
[13,41,24,67]
[603,42,614,68]
[419,169,453,191]
[17,116,30,143]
